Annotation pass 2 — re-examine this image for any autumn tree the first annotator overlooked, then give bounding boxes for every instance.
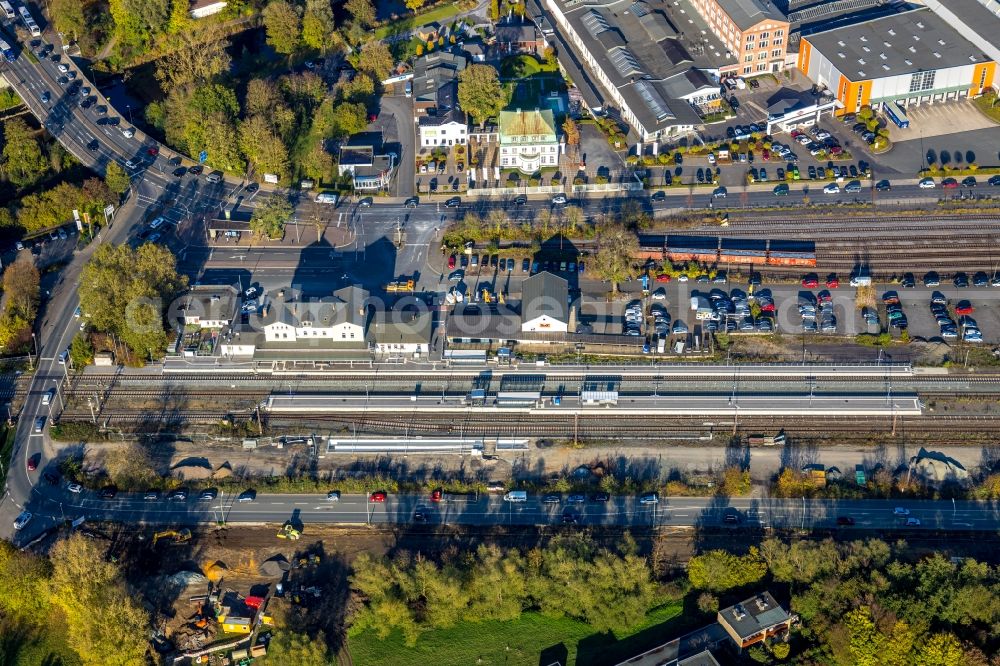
[104,442,159,489]
[263,0,302,56]
[264,630,332,665]
[344,0,376,28]
[239,115,290,179]
[356,40,394,81]
[591,222,638,294]
[0,254,39,352]
[251,194,294,239]
[2,117,48,188]
[458,64,505,126]
[562,118,580,146]
[405,0,425,11]
[0,542,51,624]
[49,534,149,666]
[154,32,231,89]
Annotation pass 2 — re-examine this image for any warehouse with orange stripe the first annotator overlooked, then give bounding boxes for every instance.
[797,7,996,116]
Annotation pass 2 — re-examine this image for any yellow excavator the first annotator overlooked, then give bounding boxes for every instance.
[152,528,192,545]
[276,523,301,540]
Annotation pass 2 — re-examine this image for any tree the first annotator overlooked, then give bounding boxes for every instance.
[264,630,332,665]
[70,332,95,368]
[696,592,719,614]
[239,116,290,179]
[592,223,638,294]
[50,0,87,41]
[339,73,376,105]
[78,244,186,362]
[562,118,580,146]
[458,64,505,126]
[330,102,369,137]
[105,442,158,489]
[49,534,149,666]
[263,0,302,56]
[105,161,131,197]
[356,40,394,81]
[687,547,767,592]
[0,542,51,624]
[2,117,49,188]
[155,33,231,89]
[0,254,38,353]
[302,0,337,51]
[405,0,425,10]
[167,0,190,34]
[251,195,293,239]
[345,0,376,28]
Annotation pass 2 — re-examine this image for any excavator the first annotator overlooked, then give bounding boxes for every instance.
[153,528,192,545]
[276,523,301,540]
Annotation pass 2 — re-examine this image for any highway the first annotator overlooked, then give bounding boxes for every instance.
[16,489,1000,533]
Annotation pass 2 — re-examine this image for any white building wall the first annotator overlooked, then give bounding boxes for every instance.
[264,321,364,342]
[868,64,978,103]
[419,122,468,147]
[521,314,568,333]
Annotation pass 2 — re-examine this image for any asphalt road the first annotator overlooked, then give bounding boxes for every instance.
[14,490,1000,537]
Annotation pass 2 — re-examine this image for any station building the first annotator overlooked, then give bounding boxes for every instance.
[797,7,996,115]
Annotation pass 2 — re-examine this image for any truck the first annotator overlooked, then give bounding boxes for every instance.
[18,5,40,36]
[503,490,527,503]
[385,279,415,293]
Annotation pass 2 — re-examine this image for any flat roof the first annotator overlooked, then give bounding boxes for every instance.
[718,592,790,640]
[716,0,786,31]
[803,7,990,81]
[554,0,706,132]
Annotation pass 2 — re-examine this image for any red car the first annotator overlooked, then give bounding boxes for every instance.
[817,290,832,304]
[655,274,671,283]
[830,146,844,155]
[761,148,770,161]
[801,275,819,288]
[826,275,840,289]
[368,112,377,123]
[430,489,443,502]
[26,453,39,472]
[941,178,959,189]
[760,302,776,313]
[147,146,159,156]
[448,255,456,269]
[369,491,387,502]
[954,301,974,315]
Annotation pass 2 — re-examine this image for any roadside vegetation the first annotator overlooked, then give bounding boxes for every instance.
[76,243,187,364]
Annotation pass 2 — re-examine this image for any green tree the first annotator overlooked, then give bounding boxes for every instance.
[70,332,95,368]
[167,0,190,34]
[78,244,186,362]
[302,0,337,51]
[330,102,369,137]
[345,0,375,27]
[264,630,332,665]
[50,0,87,41]
[0,542,52,624]
[356,40,394,81]
[239,116,290,179]
[592,223,638,294]
[458,64,505,126]
[49,534,149,666]
[251,195,293,239]
[263,0,302,56]
[2,117,49,188]
[915,633,965,666]
[339,72,376,104]
[105,161,131,197]
[687,547,767,592]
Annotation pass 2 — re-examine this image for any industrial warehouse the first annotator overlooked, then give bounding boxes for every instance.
[798,6,996,116]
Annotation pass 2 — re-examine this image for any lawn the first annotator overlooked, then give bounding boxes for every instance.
[374,4,463,40]
[972,91,1000,123]
[500,55,558,79]
[350,599,689,666]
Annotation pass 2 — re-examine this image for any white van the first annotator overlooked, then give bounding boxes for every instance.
[314,192,338,205]
[503,490,527,503]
